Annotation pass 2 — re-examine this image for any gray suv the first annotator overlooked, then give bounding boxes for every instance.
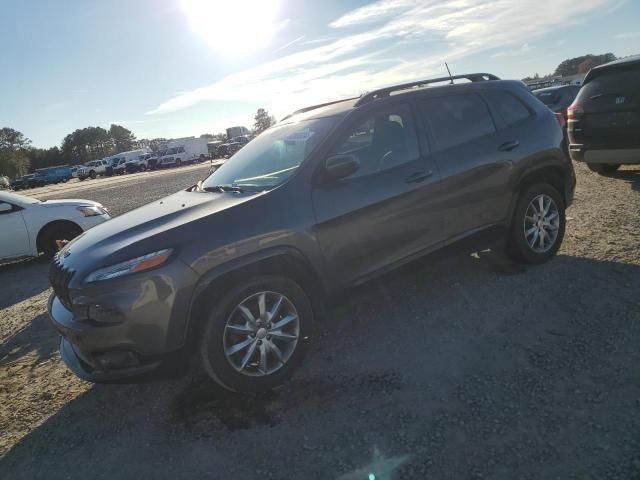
[48,73,575,392]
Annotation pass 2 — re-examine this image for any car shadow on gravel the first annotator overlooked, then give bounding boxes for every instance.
[0,257,51,310]
[2,252,640,479]
[609,166,640,192]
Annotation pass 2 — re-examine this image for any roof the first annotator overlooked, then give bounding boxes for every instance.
[592,54,640,71]
[584,55,640,84]
[283,72,501,123]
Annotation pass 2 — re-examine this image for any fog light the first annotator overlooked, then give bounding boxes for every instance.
[94,351,140,370]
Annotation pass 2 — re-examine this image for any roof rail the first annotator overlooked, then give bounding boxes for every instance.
[354,73,500,106]
[281,96,360,122]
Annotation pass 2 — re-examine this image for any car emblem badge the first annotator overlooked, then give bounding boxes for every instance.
[615,96,625,104]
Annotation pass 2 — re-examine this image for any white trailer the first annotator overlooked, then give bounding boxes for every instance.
[157,137,209,167]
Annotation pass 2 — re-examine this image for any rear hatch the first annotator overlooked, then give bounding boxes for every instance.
[570,64,640,149]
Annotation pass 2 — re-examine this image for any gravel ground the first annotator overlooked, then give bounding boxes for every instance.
[1,162,639,479]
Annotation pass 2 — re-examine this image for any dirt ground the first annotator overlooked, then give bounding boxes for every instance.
[1,162,639,479]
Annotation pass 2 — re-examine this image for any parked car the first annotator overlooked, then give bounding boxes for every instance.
[533,85,580,120]
[0,191,110,261]
[111,157,127,175]
[0,176,10,190]
[77,159,111,180]
[126,153,156,173]
[568,54,640,174]
[33,166,73,185]
[48,73,575,392]
[11,174,36,190]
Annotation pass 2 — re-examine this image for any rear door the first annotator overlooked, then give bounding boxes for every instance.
[418,91,523,241]
[575,65,640,149]
[312,102,443,283]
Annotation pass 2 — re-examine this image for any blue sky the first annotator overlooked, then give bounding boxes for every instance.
[2,0,639,148]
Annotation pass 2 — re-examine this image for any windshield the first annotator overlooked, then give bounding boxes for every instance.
[202,118,335,191]
[166,147,178,155]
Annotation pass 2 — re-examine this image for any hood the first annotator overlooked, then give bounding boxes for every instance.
[40,199,102,208]
[60,188,261,273]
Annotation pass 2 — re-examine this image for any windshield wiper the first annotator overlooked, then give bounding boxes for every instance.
[204,185,244,193]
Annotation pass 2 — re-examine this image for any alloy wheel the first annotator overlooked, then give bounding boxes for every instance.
[222,291,300,377]
[523,194,560,253]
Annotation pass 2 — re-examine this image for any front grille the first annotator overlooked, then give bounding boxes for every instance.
[49,257,76,309]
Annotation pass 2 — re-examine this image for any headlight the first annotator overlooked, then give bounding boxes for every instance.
[84,249,173,282]
[77,205,108,217]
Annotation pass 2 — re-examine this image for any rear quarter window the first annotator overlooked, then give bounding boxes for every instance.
[484,90,532,126]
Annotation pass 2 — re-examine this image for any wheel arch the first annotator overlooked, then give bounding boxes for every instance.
[509,163,567,222]
[36,219,83,253]
[184,247,328,348]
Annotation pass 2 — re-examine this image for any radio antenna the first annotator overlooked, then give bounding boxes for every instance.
[445,62,453,84]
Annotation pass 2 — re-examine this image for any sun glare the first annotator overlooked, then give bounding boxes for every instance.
[181,0,282,55]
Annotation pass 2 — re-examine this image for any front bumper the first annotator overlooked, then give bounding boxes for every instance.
[49,294,161,381]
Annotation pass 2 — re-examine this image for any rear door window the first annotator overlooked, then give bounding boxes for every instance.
[484,90,532,126]
[419,94,496,151]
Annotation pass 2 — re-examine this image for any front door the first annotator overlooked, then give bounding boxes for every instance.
[0,203,30,259]
[312,103,443,285]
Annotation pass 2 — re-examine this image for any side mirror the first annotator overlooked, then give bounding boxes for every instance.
[0,203,12,213]
[324,154,359,180]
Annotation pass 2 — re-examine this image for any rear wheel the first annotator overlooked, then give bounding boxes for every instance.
[199,275,313,393]
[41,223,83,258]
[587,163,620,174]
[506,183,566,265]
[89,170,97,179]
[176,158,182,167]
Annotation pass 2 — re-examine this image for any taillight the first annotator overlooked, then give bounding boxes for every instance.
[567,102,583,120]
[554,112,566,128]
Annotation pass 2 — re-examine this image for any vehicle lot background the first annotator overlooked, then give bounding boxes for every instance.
[1,162,639,479]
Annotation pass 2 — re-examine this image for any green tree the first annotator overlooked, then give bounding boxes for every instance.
[0,128,31,178]
[553,53,616,77]
[61,126,113,164]
[109,124,136,152]
[253,108,276,135]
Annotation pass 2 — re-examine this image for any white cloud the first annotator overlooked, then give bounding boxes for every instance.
[148,0,615,118]
[615,31,640,39]
[492,43,531,58]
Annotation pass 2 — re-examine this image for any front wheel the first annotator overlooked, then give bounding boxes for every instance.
[506,183,566,265]
[587,163,620,174]
[89,170,97,179]
[42,223,83,258]
[199,276,313,393]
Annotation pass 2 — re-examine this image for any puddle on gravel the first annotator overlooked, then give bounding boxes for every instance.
[171,372,403,435]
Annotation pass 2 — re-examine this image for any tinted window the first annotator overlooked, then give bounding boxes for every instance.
[331,104,420,178]
[485,90,531,126]
[580,67,640,98]
[420,94,496,151]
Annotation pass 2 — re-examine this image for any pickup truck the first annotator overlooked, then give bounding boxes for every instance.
[77,159,111,180]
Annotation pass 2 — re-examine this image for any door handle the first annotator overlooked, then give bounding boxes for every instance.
[498,140,520,152]
[405,171,433,183]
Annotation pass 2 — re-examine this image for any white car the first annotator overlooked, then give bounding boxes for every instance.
[0,191,110,261]
[77,159,110,180]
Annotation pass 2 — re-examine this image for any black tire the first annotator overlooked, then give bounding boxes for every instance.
[41,223,83,259]
[506,183,566,265]
[587,163,620,174]
[89,170,97,179]
[175,158,182,167]
[199,275,313,393]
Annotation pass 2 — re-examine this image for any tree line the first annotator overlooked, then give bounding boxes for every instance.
[522,53,617,81]
[1,107,277,179]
